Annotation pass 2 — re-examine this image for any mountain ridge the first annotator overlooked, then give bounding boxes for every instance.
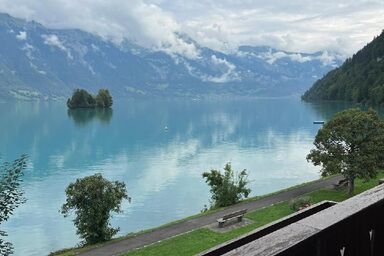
[0,12,343,100]
[302,30,384,105]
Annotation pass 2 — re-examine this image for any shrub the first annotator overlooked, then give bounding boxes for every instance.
[202,163,251,208]
[67,88,113,109]
[0,154,28,255]
[96,89,113,108]
[289,196,311,211]
[67,89,96,109]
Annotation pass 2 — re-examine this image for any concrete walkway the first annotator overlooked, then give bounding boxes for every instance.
[79,175,342,256]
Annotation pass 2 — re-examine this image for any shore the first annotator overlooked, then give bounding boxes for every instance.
[52,173,365,256]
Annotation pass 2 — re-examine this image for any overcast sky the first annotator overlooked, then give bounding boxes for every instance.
[0,0,383,57]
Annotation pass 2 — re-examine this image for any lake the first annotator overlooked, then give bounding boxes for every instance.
[0,98,354,256]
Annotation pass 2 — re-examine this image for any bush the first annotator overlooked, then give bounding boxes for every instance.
[67,89,96,109]
[289,196,311,211]
[67,89,113,109]
[0,154,28,255]
[61,174,130,245]
[202,163,251,208]
[96,89,113,108]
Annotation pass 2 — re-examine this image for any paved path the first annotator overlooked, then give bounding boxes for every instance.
[79,175,342,256]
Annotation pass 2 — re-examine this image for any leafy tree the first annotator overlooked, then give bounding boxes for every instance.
[67,89,96,109]
[202,163,251,208]
[61,174,130,245]
[96,89,113,108]
[0,155,28,255]
[307,108,384,195]
[67,88,113,109]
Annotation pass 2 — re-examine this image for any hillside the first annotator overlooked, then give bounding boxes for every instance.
[0,13,342,100]
[302,30,384,105]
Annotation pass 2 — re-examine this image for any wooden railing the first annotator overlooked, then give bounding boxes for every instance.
[276,198,384,256]
[200,184,384,256]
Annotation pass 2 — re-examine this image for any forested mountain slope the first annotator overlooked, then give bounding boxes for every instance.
[302,30,384,105]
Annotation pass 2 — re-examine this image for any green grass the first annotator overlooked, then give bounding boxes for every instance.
[309,173,384,204]
[54,173,384,256]
[124,173,384,256]
[52,176,338,256]
[125,201,293,256]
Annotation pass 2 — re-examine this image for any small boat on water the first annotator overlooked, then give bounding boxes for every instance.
[313,121,325,124]
[164,126,168,130]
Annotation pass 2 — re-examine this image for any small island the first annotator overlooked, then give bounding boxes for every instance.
[67,89,113,109]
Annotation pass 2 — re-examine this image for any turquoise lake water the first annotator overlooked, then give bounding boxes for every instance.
[0,98,354,255]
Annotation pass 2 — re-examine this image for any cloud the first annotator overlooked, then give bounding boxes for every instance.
[201,55,239,83]
[0,0,200,59]
[42,34,65,50]
[159,0,384,56]
[261,51,311,65]
[42,34,73,59]
[316,51,342,66]
[16,30,27,40]
[0,0,383,57]
[180,54,239,83]
[241,49,342,66]
[21,42,34,59]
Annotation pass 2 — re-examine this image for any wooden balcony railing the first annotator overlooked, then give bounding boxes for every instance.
[200,184,384,256]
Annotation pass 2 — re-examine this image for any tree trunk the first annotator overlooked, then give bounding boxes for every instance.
[348,177,355,196]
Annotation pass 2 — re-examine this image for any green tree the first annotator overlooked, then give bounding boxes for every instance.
[202,163,251,208]
[307,108,384,195]
[0,155,28,255]
[61,174,130,245]
[67,89,113,109]
[302,30,384,105]
[67,89,96,109]
[96,89,113,108]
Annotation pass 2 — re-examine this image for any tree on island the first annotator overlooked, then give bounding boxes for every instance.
[96,89,113,108]
[307,108,384,196]
[0,155,28,255]
[202,163,251,208]
[67,89,113,109]
[61,174,130,245]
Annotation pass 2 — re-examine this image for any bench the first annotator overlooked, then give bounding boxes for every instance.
[217,209,247,228]
[333,178,348,189]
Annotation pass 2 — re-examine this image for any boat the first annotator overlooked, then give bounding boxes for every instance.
[313,121,325,124]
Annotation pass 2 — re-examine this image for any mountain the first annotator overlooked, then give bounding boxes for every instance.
[302,30,384,105]
[0,13,343,100]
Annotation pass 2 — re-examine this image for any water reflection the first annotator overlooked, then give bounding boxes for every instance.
[0,98,355,256]
[304,101,357,121]
[67,108,113,125]
[305,100,384,121]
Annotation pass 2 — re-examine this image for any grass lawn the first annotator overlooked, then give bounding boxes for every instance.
[53,172,384,256]
[124,172,384,256]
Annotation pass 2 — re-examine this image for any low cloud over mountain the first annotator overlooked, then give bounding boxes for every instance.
[0,13,343,100]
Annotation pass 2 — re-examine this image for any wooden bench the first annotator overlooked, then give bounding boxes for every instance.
[217,209,247,228]
[333,178,348,189]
